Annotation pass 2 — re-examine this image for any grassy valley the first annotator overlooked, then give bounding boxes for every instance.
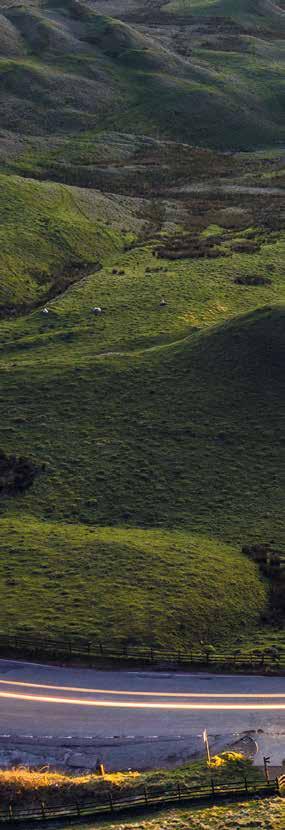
[0,0,284,652]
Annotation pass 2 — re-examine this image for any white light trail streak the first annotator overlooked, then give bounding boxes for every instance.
[0,679,284,699]
[0,690,284,710]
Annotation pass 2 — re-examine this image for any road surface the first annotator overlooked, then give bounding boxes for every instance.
[0,660,284,766]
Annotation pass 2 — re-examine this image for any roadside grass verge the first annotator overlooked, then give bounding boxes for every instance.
[0,755,262,810]
[93,797,285,830]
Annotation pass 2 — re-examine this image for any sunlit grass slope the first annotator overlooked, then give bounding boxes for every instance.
[1,223,284,356]
[0,173,122,314]
[0,178,284,644]
[0,517,266,644]
[94,798,285,830]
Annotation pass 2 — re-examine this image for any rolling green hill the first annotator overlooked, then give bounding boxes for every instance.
[0,173,122,314]
[0,302,284,644]
[0,0,285,153]
[0,0,284,649]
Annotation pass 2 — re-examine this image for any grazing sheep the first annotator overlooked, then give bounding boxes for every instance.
[92,307,102,315]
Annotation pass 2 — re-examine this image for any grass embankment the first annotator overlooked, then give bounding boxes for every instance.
[0,755,263,809]
[93,798,285,830]
[0,518,266,645]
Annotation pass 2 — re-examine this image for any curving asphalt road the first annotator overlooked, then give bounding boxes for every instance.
[0,660,284,766]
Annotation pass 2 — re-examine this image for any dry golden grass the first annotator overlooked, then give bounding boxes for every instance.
[0,767,140,805]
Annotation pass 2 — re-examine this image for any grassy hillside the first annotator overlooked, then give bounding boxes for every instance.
[93,797,285,830]
[0,304,284,643]
[1,191,284,349]
[0,0,284,151]
[162,0,285,27]
[0,517,266,644]
[0,0,284,650]
[0,165,284,645]
[0,173,122,314]
[1,305,284,539]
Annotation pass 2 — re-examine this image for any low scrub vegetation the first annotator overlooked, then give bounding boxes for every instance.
[0,754,260,810]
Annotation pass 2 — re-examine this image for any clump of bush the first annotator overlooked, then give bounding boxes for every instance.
[209,751,247,769]
[208,752,254,780]
[0,450,39,496]
[234,275,272,286]
[155,232,228,260]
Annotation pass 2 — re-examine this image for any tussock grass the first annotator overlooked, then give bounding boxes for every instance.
[0,755,260,808]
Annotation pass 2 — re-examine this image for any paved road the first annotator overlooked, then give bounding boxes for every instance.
[0,660,284,765]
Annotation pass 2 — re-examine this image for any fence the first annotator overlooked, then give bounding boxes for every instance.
[0,632,284,673]
[0,778,280,825]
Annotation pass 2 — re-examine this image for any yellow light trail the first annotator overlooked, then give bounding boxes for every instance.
[0,679,284,699]
[0,690,285,710]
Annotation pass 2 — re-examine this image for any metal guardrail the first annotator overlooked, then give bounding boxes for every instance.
[0,778,279,825]
[0,632,284,672]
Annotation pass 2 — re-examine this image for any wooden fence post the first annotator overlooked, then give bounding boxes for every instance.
[211,778,215,796]
[177,783,181,801]
[244,776,248,792]
[8,802,13,821]
[40,800,46,819]
[109,792,114,813]
[144,786,149,806]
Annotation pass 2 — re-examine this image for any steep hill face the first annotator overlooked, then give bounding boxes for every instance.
[0,0,284,150]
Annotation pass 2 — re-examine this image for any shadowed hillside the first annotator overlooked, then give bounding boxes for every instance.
[1,304,284,537]
[0,0,284,150]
